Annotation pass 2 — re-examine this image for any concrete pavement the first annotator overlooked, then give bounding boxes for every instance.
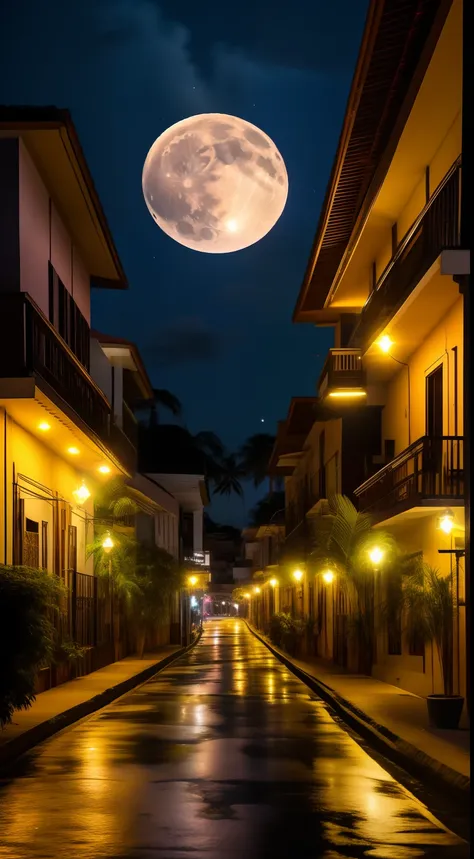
[0,618,468,858]
[0,646,184,767]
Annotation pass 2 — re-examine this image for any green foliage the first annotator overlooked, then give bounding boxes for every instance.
[0,565,65,727]
[402,563,456,696]
[239,433,276,487]
[232,587,247,604]
[212,454,246,498]
[269,612,305,655]
[308,494,398,673]
[248,491,285,527]
[56,636,88,663]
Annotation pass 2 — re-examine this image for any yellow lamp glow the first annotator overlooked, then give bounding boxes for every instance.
[328,391,367,399]
[73,482,91,505]
[438,510,455,534]
[188,575,198,587]
[322,570,335,584]
[244,593,251,599]
[378,335,393,354]
[269,578,278,587]
[369,547,384,566]
[98,464,111,475]
[293,569,303,582]
[68,446,80,456]
[102,533,114,553]
[254,586,261,594]
[38,421,51,432]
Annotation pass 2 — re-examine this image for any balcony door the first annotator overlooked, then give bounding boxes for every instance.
[425,366,443,494]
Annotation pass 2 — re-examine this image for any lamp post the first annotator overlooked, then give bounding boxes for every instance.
[368,547,384,668]
[292,568,304,617]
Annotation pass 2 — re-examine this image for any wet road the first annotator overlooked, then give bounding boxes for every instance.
[0,619,468,858]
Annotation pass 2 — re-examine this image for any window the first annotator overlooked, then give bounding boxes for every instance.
[48,262,90,369]
[24,518,39,568]
[41,521,48,570]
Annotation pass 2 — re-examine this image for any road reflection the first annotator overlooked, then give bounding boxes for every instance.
[0,619,467,858]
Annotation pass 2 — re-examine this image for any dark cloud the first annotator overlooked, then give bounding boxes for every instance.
[152,0,368,76]
[141,317,223,368]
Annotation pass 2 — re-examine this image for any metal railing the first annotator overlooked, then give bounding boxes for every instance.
[318,348,365,395]
[354,436,464,515]
[0,292,110,440]
[351,160,461,350]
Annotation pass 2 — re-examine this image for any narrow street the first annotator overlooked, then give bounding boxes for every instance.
[0,620,468,859]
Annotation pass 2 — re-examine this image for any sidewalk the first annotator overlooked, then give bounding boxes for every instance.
[0,645,183,767]
[247,623,470,795]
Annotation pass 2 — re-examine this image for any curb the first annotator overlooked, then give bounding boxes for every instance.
[246,622,470,804]
[0,632,201,770]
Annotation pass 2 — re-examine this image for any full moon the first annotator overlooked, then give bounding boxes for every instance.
[142,113,288,254]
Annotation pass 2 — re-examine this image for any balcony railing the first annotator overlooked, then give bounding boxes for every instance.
[318,348,365,397]
[354,436,464,516]
[351,160,461,350]
[0,292,110,440]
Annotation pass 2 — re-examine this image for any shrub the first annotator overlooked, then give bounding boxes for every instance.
[269,612,305,655]
[0,565,64,727]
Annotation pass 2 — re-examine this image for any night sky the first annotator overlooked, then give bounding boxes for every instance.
[0,0,368,525]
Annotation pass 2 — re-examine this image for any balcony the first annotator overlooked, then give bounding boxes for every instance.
[354,436,464,520]
[0,292,111,439]
[318,348,366,400]
[351,160,461,351]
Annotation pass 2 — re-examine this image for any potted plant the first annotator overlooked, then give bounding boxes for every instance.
[404,563,464,729]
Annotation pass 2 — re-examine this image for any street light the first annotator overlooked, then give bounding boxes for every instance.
[244,592,251,599]
[254,586,261,594]
[438,509,455,534]
[102,533,114,554]
[72,481,91,505]
[269,577,278,587]
[369,547,384,567]
[293,569,304,582]
[322,570,335,584]
[188,575,198,587]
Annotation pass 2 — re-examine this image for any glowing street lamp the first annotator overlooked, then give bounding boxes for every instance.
[269,577,278,588]
[369,547,384,567]
[378,335,393,354]
[438,509,455,534]
[188,575,198,587]
[322,570,335,585]
[254,586,261,594]
[102,533,114,554]
[244,592,251,600]
[292,569,304,583]
[72,481,91,506]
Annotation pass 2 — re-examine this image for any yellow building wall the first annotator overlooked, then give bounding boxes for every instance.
[373,510,466,699]
[1,411,95,575]
[381,294,463,454]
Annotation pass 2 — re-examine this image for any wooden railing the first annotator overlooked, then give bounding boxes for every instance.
[351,160,461,350]
[318,348,365,395]
[354,436,464,515]
[0,292,110,440]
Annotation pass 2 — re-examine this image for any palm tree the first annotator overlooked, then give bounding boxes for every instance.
[249,491,285,527]
[309,494,396,674]
[239,433,280,491]
[134,388,182,427]
[212,454,246,498]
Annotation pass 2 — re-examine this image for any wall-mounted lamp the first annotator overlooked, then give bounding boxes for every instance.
[322,570,335,584]
[378,335,393,354]
[269,577,278,587]
[292,569,304,582]
[73,481,91,505]
[438,509,455,535]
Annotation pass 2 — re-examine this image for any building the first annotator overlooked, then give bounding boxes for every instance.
[292,0,468,699]
[0,107,189,685]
